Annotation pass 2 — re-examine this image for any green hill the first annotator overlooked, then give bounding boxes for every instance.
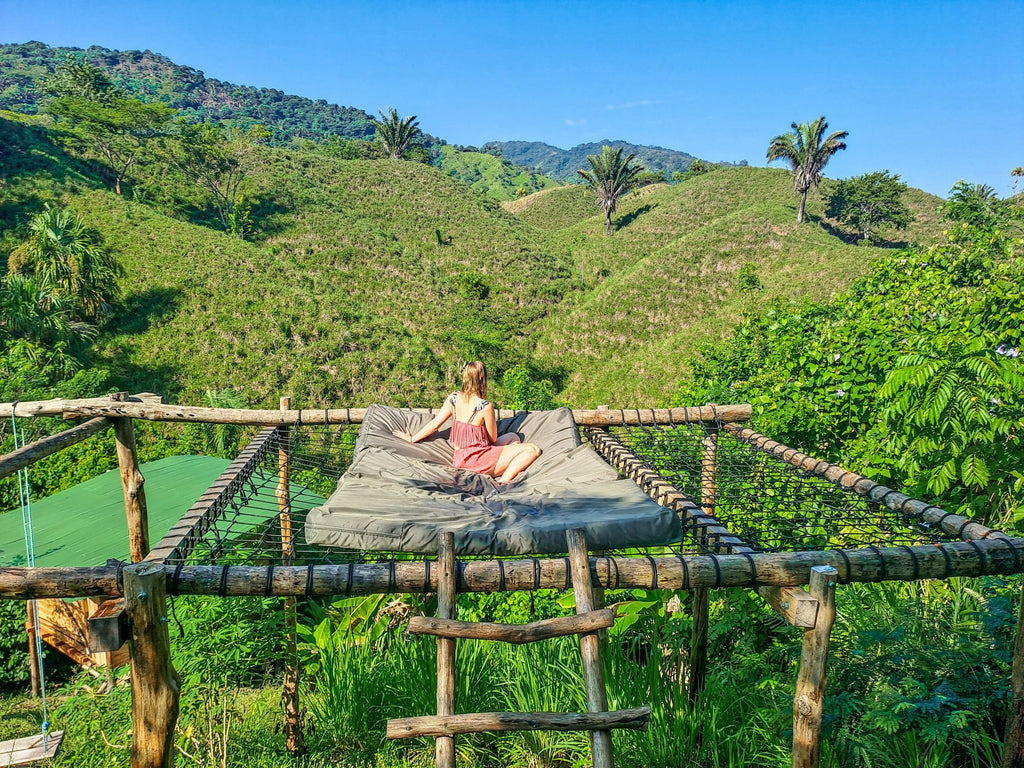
[435,145,562,201]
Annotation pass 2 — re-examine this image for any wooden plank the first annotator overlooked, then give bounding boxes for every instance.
[792,566,838,768]
[387,708,651,739]
[567,528,614,768]
[0,730,64,767]
[0,418,110,481]
[125,563,180,768]
[436,531,456,768]
[3,398,753,427]
[408,609,615,643]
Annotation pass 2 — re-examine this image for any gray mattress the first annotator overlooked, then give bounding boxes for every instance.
[303,404,682,555]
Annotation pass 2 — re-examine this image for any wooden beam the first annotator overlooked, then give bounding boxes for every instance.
[387,707,651,739]
[4,536,1024,601]
[125,563,180,768]
[792,566,838,768]
[568,528,614,768]
[3,398,752,427]
[408,609,615,644]
[0,417,110,481]
[435,531,457,768]
[1003,579,1024,768]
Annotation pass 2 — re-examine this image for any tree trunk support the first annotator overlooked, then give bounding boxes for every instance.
[26,601,40,697]
[567,527,614,768]
[689,422,718,703]
[125,562,180,768]
[792,565,838,768]
[1003,580,1024,768]
[112,393,149,563]
[436,531,457,768]
[278,396,304,756]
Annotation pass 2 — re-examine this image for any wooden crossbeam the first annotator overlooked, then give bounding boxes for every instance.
[387,708,651,739]
[407,609,615,643]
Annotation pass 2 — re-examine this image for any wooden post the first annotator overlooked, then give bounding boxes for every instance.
[26,601,40,697]
[436,531,457,768]
[1002,581,1024,768]
[125,563,180,768]
[689,421,718,703]
[792,565,838,768]
[567,528,614,768]
[278,396,304,756]
[112,394,149,562]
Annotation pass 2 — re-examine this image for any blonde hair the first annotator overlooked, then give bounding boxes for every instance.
[461,361,488,398]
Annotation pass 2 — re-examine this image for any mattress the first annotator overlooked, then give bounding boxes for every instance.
[303,404,682,555]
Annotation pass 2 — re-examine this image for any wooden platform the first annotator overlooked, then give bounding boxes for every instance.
[0,731,64,767]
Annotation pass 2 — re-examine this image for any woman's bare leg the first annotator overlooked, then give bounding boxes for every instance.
[495,433,521,447]
[491,443,541,484]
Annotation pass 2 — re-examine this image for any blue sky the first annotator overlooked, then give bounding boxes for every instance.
[2,0,1021,196]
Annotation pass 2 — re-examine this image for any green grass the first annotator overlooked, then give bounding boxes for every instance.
[435,145,562,201]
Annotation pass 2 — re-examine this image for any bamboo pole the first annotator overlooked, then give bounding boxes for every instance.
[1003,581,1024,768]
[792,566,838,768]
[112,394,149,563]
[568,528,614,768]
[277,397,303,756]
[4,537,1024,601]
[436,531,457,768]
[125,563,180,768]
[0,417,110,481]
[387,707,651,739]
[2,397,752,427]
[723,423,1003,543]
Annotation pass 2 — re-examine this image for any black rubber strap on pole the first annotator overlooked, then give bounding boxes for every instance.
[304,563,315,598]
[676,555,690,590]
[344,562,354,596]
[645,554,658,590]
[937,543,954,578]
[219,565,230,597]
[710,554,722,588]
[423,558,431,594]
[740,553,757,584]
[497,559,506,592]
[867,545,886,581]
[172,563,185,596]
[967,539,987,574]
[899,545,920,580]
[264,565,275,598]
[835,549,852,583]
[563,557,571,590]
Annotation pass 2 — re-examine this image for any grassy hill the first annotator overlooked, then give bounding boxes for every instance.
[435,145,562,201]
[0,113,945,410]
[512,166,946,405]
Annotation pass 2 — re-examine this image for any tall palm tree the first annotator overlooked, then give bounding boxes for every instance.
[577,145,644,235]
[0,273,94,349]
[7,206,123,320]
[766,117,848,223]
[371,107,422,160]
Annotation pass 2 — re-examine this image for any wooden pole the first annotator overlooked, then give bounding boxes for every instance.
[0,417,110,481]
[277,397,304,756]
[26,601,40,697]
[388,708,651,739]
[436,531,457,768]
[792,565,838,768]
[689,422,718,703]
[567,528,614,768]
[125,563,180,768]
[112,394,149,563]
[3,397,753,428]
[1002,580,1024,768]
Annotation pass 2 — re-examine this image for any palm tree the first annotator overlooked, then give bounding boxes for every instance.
[371,107,422,160]
[766,117,848,223]
[0,273,94,350]
[7,206,123,320]
[577,145,644,235]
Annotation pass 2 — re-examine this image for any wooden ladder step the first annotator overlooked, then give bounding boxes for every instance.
[387,707,651,739]
[408,608,615,643]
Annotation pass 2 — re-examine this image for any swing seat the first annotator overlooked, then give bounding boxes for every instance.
[0,731,64,767]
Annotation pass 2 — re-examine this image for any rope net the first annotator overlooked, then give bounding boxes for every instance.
[155,419,981,569]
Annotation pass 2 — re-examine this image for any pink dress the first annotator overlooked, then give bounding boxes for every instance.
[449,394,503,474]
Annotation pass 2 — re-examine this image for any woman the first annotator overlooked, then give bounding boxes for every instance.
[392,361,541,484]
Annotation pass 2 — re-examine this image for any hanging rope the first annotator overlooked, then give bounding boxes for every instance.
[11,403,51,750]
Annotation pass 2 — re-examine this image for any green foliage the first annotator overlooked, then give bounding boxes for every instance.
[183,389,248,457]
[371,107,422,160]
[671,158,710,184]
[486,139,704,183]
[766,116,848,223]
[435,145,561,201]
[825,170,914,242]
[944,181,1009,229]
[42,53,117,102]
[500,364,556,410]
[577,145,645,235]
[0,601,30,690]
[737,262,762,293]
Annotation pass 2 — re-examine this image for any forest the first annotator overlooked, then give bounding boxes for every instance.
[0,45,1022,768]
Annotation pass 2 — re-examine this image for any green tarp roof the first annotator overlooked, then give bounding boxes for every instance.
[0,455,231,567]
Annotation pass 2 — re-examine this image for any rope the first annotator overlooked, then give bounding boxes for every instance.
[12,403,51,747]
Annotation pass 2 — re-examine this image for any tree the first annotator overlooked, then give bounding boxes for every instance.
[825,170,914,241]
[8,206,122,321]
[371,107,422,160]
[577,145,644,236]
[46,94,173,194]
[171,121,269,234]
[943,181,1006,228]
[766,116,848,223]
[42,53,117,102]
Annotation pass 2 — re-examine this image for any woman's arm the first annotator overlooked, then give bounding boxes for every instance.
[482,402,498,443]
[393,398,454,443]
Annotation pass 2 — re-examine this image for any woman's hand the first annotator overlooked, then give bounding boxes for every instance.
[392,429,414,443]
